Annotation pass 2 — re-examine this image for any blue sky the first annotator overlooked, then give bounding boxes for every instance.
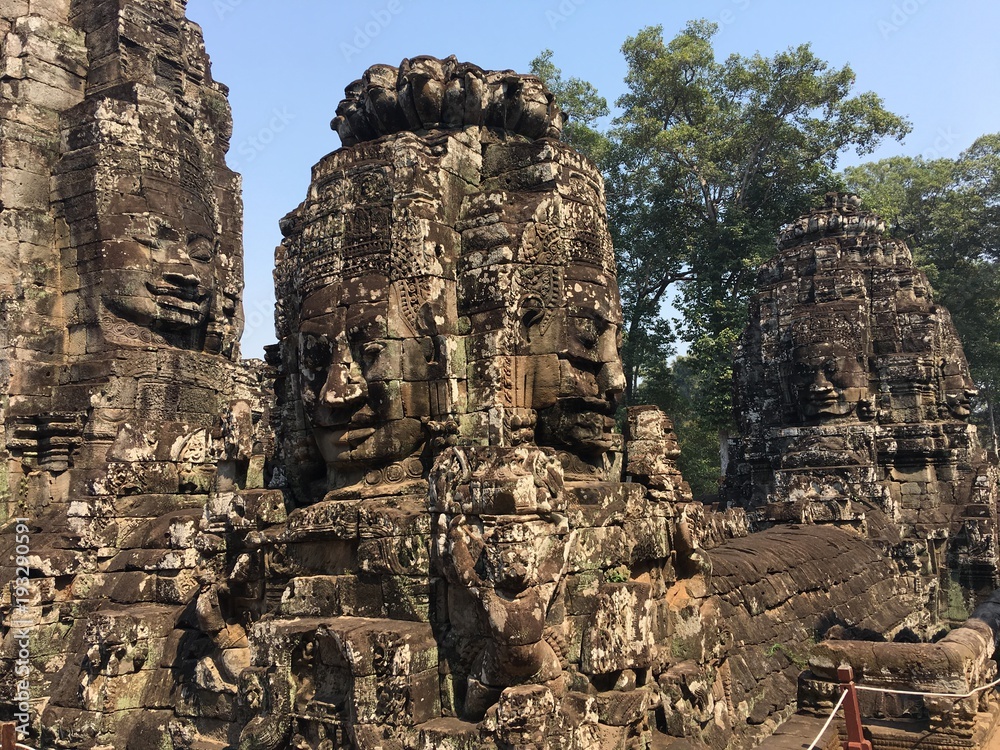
[187,0,1000,359]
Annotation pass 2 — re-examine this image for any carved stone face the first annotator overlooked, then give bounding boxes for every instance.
[534,274,626,456]
[433,446,567,692]
[790,341,869,421]
[942,359,978,419]
[297,283,448,474]
[100,185,223,338]
[465,515,565,689]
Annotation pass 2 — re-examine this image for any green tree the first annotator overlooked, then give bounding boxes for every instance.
[532,24,909,494]
[845,135,1000,449]
[529,50,610,162]
[611,21,910,444]
[635,351,724,498]
[608,21,908,408]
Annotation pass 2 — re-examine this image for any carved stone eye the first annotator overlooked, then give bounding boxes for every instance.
[299,333,333,376]
[158,224,181,243]
[521,309,544,328]
[188,236,216,263]
[577,318,599,349]
[360,341,385,368]
[133,235,159,250]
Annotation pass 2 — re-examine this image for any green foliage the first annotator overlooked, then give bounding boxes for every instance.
[609,22,907,488]
[610,23,907,440]
[845,134,1000,449]
[674,413,724,499]
[605,565,630,583]
[766,641,811,669]
[529,50,610,163]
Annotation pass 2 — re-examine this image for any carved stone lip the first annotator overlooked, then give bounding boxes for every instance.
[146,281,209,305]
[561,395,617,417]
[807,395,840,407]
[330,427,376,446]
[807,397,849,411]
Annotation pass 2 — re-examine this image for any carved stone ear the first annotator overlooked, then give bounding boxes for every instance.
[520,308,545,336]
[416,301,438,336]
[519,297,546,342]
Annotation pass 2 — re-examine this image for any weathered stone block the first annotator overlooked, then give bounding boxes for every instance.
[580,582,653,675]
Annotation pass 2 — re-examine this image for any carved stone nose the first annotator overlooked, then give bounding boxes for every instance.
[319,365,366,406]
[507,562,529,582]
[600,360,626,402]
[811,370,834,392]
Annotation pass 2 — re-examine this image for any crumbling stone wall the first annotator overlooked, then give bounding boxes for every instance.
[255,60,921,750]
[263,56,670,749]
[0,0,88,508]
[658,525,915,748]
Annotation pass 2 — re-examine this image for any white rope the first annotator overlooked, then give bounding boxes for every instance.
[16,744,38,750]
[854,674,1000,700]
[806,687,849,750]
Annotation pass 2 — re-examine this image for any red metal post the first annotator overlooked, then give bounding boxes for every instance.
[0,722,15,750]
[838,665,873,750]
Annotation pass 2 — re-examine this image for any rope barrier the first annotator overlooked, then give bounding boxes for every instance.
[15,744,38,750]
[854,675,1000,700]
[806,687,849,750]
[801,674,1000,750]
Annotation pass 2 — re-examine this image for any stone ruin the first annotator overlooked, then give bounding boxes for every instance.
[726,192,1000,626]
[1,3,1000,749]
[0,0,271,745]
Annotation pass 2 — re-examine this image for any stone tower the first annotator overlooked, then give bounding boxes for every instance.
[257,55,685,749]
[0,1,271,746]
[726,193,999,625]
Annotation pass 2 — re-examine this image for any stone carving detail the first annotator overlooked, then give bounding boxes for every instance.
[4,9,999,746]
[263,57,673,749]
[0,2,271,748]
[726,192,1000,623]
[275,69,624,503]
[431,446,568,707]
[332,56,565,146]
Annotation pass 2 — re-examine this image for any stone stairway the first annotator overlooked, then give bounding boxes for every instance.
[767,713,840,750]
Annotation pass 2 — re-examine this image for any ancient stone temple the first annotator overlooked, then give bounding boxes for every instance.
[0,1,271,747]
[726,193,1000,626]
[252,63,936,750]
[3,3,1000,749]
[263,55,683,748]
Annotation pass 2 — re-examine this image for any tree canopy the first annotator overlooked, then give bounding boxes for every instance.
[529,50,610,162]
[611,22,909,424]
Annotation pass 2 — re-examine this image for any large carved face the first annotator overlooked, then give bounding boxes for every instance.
[790,341,869,421]
[533,273,625,456]
[297,281,450,475]
[490,148,626,459]
[95,171,237,355]
[942,358,978,419]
